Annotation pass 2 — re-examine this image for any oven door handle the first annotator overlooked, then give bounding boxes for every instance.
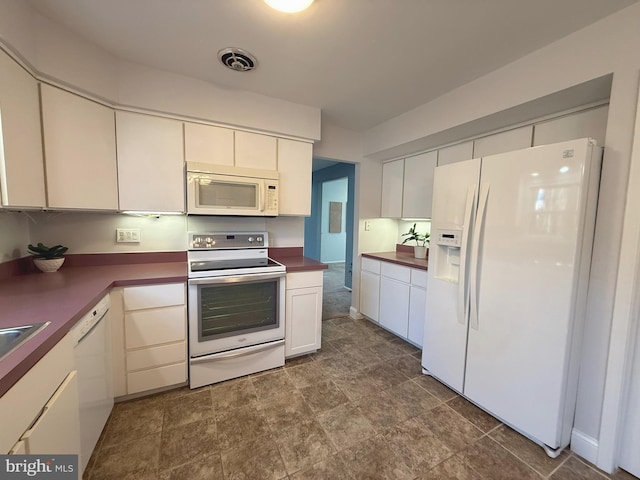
[190,340,285,363]
[188,272,286,285]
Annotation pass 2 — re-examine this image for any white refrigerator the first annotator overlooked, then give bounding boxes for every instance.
[422,138,601,456]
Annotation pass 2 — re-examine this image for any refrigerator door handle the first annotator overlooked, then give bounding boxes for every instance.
[457,185,477,325]
[469,183,490,330]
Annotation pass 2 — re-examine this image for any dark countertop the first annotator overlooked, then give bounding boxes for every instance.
[362,249,429,271]
[269,247,328,272]
[0,248,325,398]
[0,261,187,398]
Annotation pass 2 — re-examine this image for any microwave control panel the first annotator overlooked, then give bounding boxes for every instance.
[265,183,278,213]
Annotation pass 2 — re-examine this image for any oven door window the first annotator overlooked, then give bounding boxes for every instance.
[198,278,279,340]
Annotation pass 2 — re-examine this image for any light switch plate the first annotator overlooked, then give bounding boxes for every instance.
[116,228,141,243]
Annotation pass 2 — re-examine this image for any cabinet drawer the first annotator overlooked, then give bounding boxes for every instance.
[125,306,186,349]
[381,262,410,283]
[361,257,381,274]
[411,269,428,288]
[126,342,186,372]
[286,271,323,289]
[123,283,185,311]
[127,363,187,395]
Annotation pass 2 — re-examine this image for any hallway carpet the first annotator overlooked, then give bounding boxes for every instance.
[322,262,352,320]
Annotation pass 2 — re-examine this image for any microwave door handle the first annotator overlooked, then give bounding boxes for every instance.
[258,182,264,212]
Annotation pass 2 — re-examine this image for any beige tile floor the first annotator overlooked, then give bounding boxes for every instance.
[84,316,638,480]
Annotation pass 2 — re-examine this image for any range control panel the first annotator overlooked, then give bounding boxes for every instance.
[189,232,268,250]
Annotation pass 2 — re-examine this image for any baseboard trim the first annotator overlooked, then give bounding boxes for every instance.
[571,429,599,464]
[349,307,363,319]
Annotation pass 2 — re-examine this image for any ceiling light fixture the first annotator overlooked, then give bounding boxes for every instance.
[264,0,314,13]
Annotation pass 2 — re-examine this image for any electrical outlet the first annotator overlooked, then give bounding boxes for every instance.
[116,228,141,243]
[364,220,371,231]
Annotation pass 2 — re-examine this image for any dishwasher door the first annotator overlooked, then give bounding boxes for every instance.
[72,297,113,473]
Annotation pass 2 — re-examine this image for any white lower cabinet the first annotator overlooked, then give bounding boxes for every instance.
[360,256,427,347]
[360,257,381,322]
[21,371,81,455]
[112,283,188,397]
[285,271,323,358]
[379,262,411,338]
[0,334,80,456]
[408,270,428,347]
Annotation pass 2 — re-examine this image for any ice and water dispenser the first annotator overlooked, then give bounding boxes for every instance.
[432,228,463,283]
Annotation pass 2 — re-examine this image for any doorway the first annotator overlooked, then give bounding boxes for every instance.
[304,160,355,320]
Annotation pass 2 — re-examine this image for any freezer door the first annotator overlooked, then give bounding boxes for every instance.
[463,138,599,449]
[422,158,480,392]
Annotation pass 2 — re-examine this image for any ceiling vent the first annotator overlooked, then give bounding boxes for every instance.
[218,48,257,72]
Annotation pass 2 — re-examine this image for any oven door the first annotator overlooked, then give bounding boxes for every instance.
[188,272,286,357]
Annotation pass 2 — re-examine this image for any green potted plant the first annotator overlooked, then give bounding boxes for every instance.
[28,243,68,273]
[401,223,430,259]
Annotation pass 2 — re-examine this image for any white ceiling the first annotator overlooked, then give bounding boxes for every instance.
[28,0,638,132]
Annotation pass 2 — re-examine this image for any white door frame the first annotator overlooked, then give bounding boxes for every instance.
[597,78,640,473]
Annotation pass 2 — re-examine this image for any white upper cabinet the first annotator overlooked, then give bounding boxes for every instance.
[41,85,118,210]
[0,51,46,208]
[402,151,437,219]
[473,126,533,158]
[277,138,312,216]
[381,159,404,218]
[235,131,277,170]
[184,122,234,166]
[437,141,474,166]
[381,152,436,219]
[116,111,185,212]
[533,105,608,147]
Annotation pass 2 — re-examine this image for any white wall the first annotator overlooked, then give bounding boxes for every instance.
[398,220,431,246]
[28,212,187,253]
[33,12,118,101]
[0,2,320,141]
[265,217,305,247]
[358,218,398,255]
[320,177,348,263]
[313,121,390,314]
[116,60,320,140]
[24,213,305,254]
[364,4,640,157]
[0,211,29,261]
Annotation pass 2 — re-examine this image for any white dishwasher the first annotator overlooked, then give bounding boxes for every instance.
[70,294,114,474]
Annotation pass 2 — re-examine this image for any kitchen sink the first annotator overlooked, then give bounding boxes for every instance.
[0,322,49,361]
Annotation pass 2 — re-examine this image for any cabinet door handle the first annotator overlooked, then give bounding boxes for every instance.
[190,340,285,363]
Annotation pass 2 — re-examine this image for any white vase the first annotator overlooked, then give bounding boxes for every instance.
[414,246,427,259]
[34,257,65,273]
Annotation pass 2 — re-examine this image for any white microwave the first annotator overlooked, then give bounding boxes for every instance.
[186,163,279,216]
